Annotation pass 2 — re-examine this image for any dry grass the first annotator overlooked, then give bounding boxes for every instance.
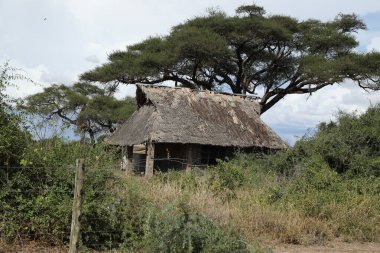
[130,175,332,246]
[121,160,380,249]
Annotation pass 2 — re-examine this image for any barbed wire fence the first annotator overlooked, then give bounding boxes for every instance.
[0,164,74,253]
[130,157,209,174]
[0,156,216,253]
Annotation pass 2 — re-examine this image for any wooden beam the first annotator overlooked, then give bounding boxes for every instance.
[145,142,155,178]
[125,145,133,175]
[186,144,193,173]
[121,146,134,174]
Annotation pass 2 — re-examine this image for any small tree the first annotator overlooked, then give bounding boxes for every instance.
[22,82,136,144]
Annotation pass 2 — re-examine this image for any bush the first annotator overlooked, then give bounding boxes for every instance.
[292,106,380,176]
[265,155,380,241]
[209,160,245,201]
[0,164,73,244]
[0,105,30,174]
[142,199,250,253]
[0,138,126,247]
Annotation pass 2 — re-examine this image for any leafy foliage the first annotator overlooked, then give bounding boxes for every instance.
[0,139,120,244]
[209,160,245,201]
[272,105,380,176]
[81,4,380,114]
[0,106,30,168]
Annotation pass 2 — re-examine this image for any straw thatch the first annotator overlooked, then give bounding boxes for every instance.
[106,85,287,149]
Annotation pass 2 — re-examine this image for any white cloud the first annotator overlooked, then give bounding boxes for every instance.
[4,64,49,99]
[367,37,380,51]
[114,84,136,99]
[85,55,100,64]
[262,81,380,144]
[254,0,380,20]
[40,70,77,84]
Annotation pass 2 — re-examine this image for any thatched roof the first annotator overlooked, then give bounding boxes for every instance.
[106,85,287,149]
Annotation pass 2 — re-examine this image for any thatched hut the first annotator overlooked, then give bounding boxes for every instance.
[106,84,286,176]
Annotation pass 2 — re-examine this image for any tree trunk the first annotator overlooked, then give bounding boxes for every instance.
[259,93,286,115]
[88,129,95,145]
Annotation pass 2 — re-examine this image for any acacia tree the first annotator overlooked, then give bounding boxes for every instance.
[81,4,380,114]
[22,82,136,144]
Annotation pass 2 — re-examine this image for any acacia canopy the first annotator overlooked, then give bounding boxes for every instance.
[23,82,136,144]
[81,4,380,114]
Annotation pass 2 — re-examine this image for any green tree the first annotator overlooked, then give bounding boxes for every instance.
[81,4,380,114]
[22,82,136,144]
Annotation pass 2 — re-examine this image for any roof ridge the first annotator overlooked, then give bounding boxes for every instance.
[136,83,260,100]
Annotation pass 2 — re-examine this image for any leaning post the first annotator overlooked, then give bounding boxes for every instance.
[69,159,85,253]
[145,142,155,178]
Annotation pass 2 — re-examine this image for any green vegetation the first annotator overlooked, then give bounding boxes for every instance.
[0,106,30,169]
[0,138,254,252]
[3,104,380,251]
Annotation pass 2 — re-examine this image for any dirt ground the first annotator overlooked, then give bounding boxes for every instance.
[272,241,380,253]
[1,241,380,252]
[0,241,67,253]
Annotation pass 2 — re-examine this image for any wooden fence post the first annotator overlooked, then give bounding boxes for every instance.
[69,159,85,253]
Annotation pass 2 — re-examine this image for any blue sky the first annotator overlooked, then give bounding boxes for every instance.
[1,0,380,144]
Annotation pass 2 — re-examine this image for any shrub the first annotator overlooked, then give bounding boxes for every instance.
[0,105,30,174]
[209,160,245,201]
[0,165,73,244]
[142,199,250,253]
[0,138,126,248]
[293,106,380,176]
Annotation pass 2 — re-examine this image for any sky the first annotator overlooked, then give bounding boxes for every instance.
[1,0,380,144]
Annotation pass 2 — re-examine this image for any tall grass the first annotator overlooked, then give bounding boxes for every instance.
[142,153,380,245]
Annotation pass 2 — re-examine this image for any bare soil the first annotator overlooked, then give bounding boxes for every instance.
[0,241,67,253]
[273,241,380,253]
